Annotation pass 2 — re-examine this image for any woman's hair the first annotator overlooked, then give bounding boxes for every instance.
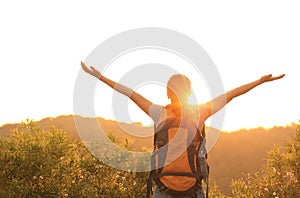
[167,74,191,101]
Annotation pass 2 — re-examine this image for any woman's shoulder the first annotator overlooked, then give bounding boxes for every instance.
[149,104,166,122]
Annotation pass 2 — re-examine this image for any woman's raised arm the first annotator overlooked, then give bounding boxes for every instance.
[199,74,285,121]
[81,61,153,116]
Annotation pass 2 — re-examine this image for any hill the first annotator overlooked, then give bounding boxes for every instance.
[0,115,296,195]
[208,125,296,195]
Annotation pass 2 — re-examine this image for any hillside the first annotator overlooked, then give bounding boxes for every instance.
[0,116,296,195]
[208,125,296,195]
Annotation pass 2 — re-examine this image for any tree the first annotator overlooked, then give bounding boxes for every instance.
[0,120,149,197]
[231,125,300,198]
[0,120,229,197]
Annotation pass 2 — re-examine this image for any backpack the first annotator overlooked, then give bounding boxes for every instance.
[146,105,209,198]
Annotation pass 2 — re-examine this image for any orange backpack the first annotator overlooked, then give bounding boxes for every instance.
[146,105,208,197]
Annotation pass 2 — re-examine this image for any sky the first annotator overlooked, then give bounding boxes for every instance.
[0,0,299,132]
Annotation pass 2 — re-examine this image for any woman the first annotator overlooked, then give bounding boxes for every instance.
[81,61,284,197]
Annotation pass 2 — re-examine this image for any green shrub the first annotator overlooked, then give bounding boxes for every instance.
[0,120,226,197]
[0,120,149,197]
[231,125,300,198]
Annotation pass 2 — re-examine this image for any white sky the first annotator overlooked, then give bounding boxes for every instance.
[0,0,299,131]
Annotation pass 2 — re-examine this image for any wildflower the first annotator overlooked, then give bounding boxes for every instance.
[277,171,281,175]
[264,187,268,192]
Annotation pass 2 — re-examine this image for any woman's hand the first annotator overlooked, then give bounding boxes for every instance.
[260,74,285,83]
[80,61,153,116]
[201,73,285,121]
[81,61,102,79]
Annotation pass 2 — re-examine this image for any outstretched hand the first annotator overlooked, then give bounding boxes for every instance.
[260,74,285,83]
[81,61,102,79]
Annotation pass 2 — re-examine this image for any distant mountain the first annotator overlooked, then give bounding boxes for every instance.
[0,115,296,195]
